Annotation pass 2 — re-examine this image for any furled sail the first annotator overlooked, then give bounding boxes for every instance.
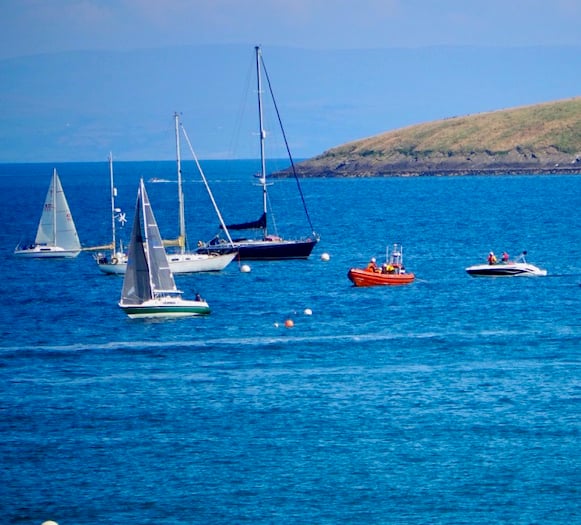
[220,212,266,231]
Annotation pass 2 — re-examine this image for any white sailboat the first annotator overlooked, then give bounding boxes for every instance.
[95,153,129,274]
[99,115,236,275]
[163,112,237,272]
[14,169,81,258]
[119,179,210,318]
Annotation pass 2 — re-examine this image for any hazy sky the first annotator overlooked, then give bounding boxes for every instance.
[1,1,580,162]
[2,0,581,59]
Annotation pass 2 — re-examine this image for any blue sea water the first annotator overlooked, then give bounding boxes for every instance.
[0,161,579,524]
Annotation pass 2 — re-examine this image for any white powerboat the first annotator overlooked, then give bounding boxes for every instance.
[466,251,547,277]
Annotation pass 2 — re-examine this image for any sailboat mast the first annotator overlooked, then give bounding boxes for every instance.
[175,112,186,253]
[52,168,57,246]
[108,153,116,256]
[256,45,268,237]
[142,182,156,298]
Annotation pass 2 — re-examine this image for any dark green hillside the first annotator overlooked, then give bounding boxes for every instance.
[289,97,581,177]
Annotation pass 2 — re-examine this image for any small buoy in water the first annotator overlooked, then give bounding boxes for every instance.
[274,322,280,328]
[240,264,251,273]
[42,522,59,525]
[284,319,294,328]
[304,308,312,316]
[321,252,330,261]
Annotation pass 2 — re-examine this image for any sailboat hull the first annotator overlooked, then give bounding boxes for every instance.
[119,298,211,319]
[166,251,237,272]
[99,252,236,274]
[14,245,81,258]
[97,259,127,274]
[197,238,317,260]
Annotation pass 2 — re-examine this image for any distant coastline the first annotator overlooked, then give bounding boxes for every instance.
[276,97,581,178]
[287,163,581,179]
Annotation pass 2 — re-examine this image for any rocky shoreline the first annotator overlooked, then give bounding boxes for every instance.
[275,150,581,178]
[287,164,581,178]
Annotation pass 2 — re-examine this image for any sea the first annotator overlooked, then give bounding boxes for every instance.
[0,160,579,524]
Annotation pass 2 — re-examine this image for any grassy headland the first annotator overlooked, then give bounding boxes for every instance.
[287,97,581,177]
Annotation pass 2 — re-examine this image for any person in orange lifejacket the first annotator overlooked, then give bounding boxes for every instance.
[487,251,497,265]
[366,257,378,272]
[502,251,509,263]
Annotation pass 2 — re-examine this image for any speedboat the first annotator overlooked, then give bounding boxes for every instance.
[466,252,547,277]
[348,244,415,287]
[466,262,547,277]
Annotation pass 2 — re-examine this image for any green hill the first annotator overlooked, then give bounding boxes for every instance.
[290,97,581,177]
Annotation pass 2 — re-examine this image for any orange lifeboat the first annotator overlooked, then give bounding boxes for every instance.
[348,244,415,287]
[348,267,415,287]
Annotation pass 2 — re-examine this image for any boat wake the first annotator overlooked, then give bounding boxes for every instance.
[0,326,569,355]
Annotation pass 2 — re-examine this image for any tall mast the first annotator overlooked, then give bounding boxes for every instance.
[52,168,57,246]
[255,45,268,237]
[108,153,116,256]
[175,112,186,253]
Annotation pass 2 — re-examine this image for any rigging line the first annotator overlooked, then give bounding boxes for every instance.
[259,54,317,237]
[266,190,278,236]
[228,53,255,159]
[180,122,234,245]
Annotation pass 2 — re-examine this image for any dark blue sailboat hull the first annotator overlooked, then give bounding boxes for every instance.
[197,237,318,260]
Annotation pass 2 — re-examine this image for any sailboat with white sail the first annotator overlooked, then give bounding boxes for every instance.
[119,178,210,318]
[196,45,319,260]
[14,169,81,258]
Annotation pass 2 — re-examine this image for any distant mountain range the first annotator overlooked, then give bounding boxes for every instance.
[287,97,581,177]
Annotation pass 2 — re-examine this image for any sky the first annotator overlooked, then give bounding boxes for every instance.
[0,0,580,162]
[2,0,580,60]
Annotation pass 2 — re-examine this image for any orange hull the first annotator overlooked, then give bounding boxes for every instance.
[348,267,415,287]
